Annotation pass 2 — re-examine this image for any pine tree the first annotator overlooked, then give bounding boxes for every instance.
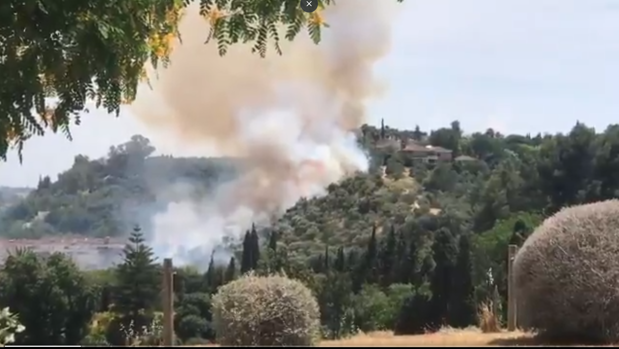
[113,226,160,334]
[448,234,477,328]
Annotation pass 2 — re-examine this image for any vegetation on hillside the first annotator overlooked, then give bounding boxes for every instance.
[0,187,32,212]
[1,121,619,345]
[0,135,237,238]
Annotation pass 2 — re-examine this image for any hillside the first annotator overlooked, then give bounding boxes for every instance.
[4,120,619,345]
[3,120,619,259]
[0,135,239,239]
[0,187,32,212]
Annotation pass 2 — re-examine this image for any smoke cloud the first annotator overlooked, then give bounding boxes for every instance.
[132,0,397,269]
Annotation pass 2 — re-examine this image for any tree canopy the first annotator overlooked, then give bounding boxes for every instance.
[1,0,405,159]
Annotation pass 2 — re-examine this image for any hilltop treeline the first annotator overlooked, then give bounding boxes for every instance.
[0,135,238,239]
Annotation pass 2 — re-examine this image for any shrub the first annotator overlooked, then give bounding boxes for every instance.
[477,300,500,333]
[513,200,619,343]
[184,337,211,345]
[393,287,432,335]
[212,273,320,346]
[0,307,25,345]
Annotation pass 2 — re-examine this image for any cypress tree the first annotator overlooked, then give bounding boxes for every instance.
[268,230,278,251]
[378,224,397,287]
[249,224,260,270]
[448,234,476,328]
[225,256,236,283]
[334,247,346,273]
[240,231,252,274]
[428,228,458,329]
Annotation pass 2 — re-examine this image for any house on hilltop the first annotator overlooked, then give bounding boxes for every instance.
[373,119,461,164]
[400,142,453,164]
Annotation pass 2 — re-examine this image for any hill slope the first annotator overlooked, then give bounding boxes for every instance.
[0,135,238,238]
[4,120,619,264]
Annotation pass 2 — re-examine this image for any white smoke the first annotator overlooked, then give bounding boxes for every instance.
[132,0,396,269]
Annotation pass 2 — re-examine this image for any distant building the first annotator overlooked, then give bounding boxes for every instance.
[454,155,478,162]
[374,122,455,164]
[400,142,453,164]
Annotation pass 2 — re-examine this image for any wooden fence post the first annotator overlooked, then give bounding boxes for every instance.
[163,258,174,346]
[507,245,517,331]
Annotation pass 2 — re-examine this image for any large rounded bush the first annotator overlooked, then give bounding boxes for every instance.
[513,200,619,343]
[212,273,320,346]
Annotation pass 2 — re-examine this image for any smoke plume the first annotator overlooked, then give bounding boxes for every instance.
[132,0,396,268]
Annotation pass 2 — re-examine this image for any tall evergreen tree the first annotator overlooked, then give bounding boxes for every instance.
[378,225,397,287]
[224,257,236,283]
[428,228,458,329]
[113,226,160,337]
[240,231,252,274]
[448,234,476,328]
[380,118,385,139]
[366,225,378,283]
[392,230,409,284]
[268,230,278,252]
[317,272,353,339]
[406,233,420,285]
[204,255,216,293]
[354,225,379,291]
[334,247,346,273]
[346,249,359,273]
[324,245,330,272]
[249,224,261,270]
[413,125,423,140]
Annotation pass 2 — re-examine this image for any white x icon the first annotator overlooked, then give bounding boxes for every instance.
[306,1,312,6]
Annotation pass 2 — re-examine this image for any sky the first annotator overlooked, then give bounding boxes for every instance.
[2,0,619,187]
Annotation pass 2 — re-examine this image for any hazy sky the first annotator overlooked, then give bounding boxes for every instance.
[2,0,619,187]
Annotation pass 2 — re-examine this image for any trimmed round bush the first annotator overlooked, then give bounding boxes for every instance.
[513,200,619,343]
[212,273,320,346]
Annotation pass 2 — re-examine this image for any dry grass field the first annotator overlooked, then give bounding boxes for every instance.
[196,329,595,347]
[320,329,537,347]
[319,328,619,347]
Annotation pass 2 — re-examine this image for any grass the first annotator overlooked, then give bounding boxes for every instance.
[320,329,536,347]
[196,329,614,347]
